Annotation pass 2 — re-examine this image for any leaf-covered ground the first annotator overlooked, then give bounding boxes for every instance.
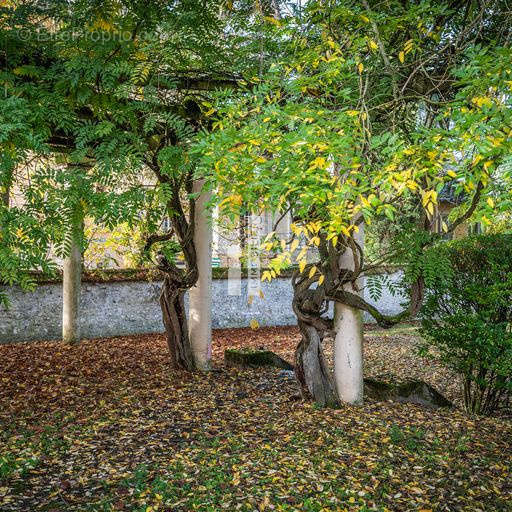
[0,326,510,512]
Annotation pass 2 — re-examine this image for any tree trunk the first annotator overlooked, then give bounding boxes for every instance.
[188,179,212,371]
[291,267,339,407]
[2,182,9,207]
[295,320,339,408]
[160,275,195,371]
[333,227,365,404]
[334,301,363,404]
[62,214,82,344]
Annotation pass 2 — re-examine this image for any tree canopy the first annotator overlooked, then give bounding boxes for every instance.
[200,0,512,304]
[197,0,512,403]
[0,0,278,298]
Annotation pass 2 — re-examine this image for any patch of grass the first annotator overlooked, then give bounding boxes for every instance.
[388,423,426,452]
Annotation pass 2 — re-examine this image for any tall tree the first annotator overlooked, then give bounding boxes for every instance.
[199,0,512,404]
[0,0,283,366]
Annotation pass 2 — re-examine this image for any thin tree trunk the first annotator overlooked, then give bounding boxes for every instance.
[62,214,82,344]
[295,320,339,408]
[2,182,9,207]
[160,276,194,371]
[188,179,212,371]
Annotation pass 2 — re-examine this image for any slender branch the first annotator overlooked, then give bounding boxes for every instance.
[447,180,484,233]
[144,230,175,253]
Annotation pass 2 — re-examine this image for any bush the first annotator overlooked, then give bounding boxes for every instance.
[420,234,512,415]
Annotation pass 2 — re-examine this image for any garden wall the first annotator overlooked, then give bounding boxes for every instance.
[0,271,404,343]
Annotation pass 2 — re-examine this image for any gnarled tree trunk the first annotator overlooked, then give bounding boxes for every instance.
[292,268,339,407]
[160,275,195,371]
[295,320,339,408]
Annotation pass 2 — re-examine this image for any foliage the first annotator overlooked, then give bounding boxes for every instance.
[198,1,512,317]
[420,234,512,415]
[83,221,148,270]
[0,0,282,286]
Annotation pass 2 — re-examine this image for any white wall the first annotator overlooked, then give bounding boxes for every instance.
[0,272,405,343]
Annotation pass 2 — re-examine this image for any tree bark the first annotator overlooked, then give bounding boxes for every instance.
[62,214,82,344]
[188,179,212,371]
[295,320,339,408]
[160,275,194,371]
[292,269,339,407]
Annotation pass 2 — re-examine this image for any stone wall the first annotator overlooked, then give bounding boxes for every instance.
[0,271,405,343]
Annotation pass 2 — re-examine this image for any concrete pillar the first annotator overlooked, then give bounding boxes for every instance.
[188,179,212,370]
[333,226,365,404]
[62,211,82,344]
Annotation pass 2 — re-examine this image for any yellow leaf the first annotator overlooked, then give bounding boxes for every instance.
[309,265,317,278]
[290,223,302,235]
[406,180,418,191]
[472,96,492,108]
[318,274,325,285]
[358,62,364,73]
[290,239,300,253]
[487,197,495,208]
[310,156,327,169]
[263,16,280,25]
[446,170,457,178]
[369,39,378,51]
[299,259,307,273]
[250,319,259,330]
[398,51,405,63]
[261,271,272,282]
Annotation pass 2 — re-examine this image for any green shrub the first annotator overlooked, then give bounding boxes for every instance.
[420,234,512,415]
